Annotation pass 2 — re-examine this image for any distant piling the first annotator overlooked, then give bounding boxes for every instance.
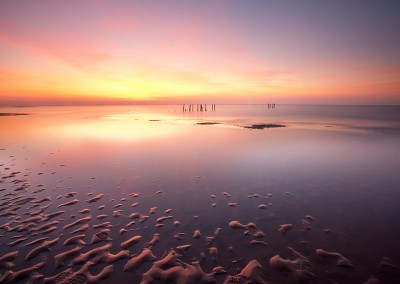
[183,104,216,112]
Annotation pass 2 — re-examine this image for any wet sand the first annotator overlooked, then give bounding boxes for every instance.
[1,105,400,283]
[244,124,286,129]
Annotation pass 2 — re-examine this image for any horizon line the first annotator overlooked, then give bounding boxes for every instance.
[1,102,399,108]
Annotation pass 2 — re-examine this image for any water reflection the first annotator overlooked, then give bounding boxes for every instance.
[0,105,399,284]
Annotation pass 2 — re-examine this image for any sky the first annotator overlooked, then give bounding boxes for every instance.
[0,0,399,106]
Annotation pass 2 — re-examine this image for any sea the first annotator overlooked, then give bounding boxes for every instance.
[1,104,399,283]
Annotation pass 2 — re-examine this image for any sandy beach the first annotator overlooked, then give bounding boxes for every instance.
[1,105,400,283]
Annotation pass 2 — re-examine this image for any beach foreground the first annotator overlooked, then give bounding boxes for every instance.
[1,105,399,284]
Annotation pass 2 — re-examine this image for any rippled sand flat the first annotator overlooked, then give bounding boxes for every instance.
[1,105,400,283]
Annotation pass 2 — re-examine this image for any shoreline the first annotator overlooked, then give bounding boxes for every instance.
[0,113,30,116]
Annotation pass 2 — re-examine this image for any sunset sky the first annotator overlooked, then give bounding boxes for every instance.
[1,0,399,106]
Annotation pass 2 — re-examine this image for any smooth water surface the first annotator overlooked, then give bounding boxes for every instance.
[1,104,400,283]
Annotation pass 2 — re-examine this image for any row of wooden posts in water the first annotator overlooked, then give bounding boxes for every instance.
[182,103,276,112]
[183,104,216,112]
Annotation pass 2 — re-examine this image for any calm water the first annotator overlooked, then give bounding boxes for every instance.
[1,104,400,283]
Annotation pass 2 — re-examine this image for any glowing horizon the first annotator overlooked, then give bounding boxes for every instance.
[1,0,399,106]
